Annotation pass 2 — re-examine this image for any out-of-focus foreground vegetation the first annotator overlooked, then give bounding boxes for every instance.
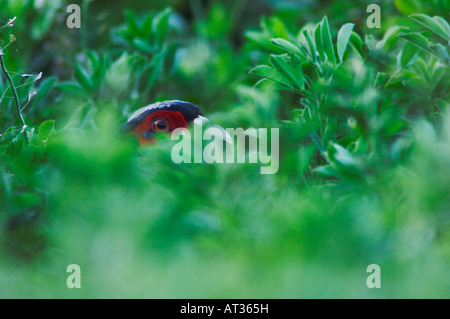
[0,0,449,298]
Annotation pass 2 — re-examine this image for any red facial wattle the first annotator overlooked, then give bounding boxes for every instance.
[135,110,188,145]
[122,100,204,145]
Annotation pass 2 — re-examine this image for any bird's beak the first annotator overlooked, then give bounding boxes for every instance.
[194,116,233,144]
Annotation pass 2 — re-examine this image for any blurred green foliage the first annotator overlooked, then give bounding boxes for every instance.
[0,0,449,298]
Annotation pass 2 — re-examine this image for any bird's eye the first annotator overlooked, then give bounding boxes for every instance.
[152,119,169,132]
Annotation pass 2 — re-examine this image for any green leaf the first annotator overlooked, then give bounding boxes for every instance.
[133,37,153,53]
[394,0,424,15]
[31,1,60,40]
[377,26,409,51]
[266,17,289,39]
[105,53,133,93]
[163,42,178,73]
[349,32,364,58]
[55,82,85,96]
[309,132,326,154]
[152,7,172,47]
[328,143,358,168]
[321,16,337,66]
[245,31,275,52]
[125,10,140,35]
[270,38,306,60]
[400,32,450,62]
[337,23,355,63]
[91,55,108,88]
[399,33,435,55]
[142,13,154,39]
[400,42,418,68]
[291,55,305,89]
[434,98,449,111]
[249,65,293,88]
[38,120,55,142]
[430,61,449,87]
[410,14,450,42]
[87,51,100,68]
[270,54,304,89]
[314,24,325,61]
[314,165,340,178]
[434,16,450,38]
[433,43,450,62]
[33,76,56,105]
[303,29,317,63]
[323,117,337,146]
[75,64,94,92]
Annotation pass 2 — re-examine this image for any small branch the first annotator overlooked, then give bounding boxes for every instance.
[21,91,37,112]
[0,83,11,103]
[14,72,42,89]
[0,17,16,30]
[0,50,28,143]
[0,52,25,126]
[7,71,33,77]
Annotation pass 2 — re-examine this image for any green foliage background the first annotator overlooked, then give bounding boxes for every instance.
[0,0,449,298]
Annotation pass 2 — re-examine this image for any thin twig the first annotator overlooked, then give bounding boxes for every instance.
[0,53,25,125]
[21,92,37,112]
[0,50,28,143]
[7,71,33,77]
[0,83,11,102]
[13,72,42,89]
[0,17,16,30]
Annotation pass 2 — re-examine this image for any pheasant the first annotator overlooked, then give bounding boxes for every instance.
[121,100,206,144]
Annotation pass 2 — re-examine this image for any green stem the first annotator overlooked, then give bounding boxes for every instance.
[0,51,28,142]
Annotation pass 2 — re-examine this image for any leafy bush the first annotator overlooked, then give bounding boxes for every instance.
[0,1,449,298]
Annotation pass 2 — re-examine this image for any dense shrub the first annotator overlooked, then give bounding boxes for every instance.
[0,0,449,298]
